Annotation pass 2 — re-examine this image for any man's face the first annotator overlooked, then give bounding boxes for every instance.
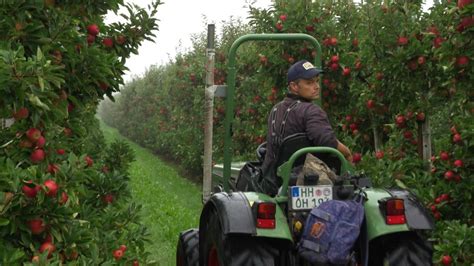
[290,76,321,101]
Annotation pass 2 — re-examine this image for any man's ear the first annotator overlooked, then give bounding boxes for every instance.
[288,82,298,94]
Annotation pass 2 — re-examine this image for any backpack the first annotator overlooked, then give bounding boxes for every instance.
[297,196,365,265]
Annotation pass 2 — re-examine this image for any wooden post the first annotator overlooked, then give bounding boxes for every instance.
[203,24,215,203]
[372,125,382,151]
[419,116,432,171]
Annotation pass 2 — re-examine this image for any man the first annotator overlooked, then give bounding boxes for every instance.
[255,59,353,196]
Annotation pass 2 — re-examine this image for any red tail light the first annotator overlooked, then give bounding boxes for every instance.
[256,202,276,229]
[385,199,406,225]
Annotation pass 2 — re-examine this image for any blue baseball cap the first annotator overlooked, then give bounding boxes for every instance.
[287,60,323,84]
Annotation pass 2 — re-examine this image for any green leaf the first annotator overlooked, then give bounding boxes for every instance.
[38,76,44,91]
[27,94,49,110]
[0,218,9,226]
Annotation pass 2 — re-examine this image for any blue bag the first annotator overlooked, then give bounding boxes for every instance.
[297,197,365,265]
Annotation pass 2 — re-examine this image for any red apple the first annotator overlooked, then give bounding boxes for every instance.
[455,56,469,67]
[376,72,384,80]
[47,164,59,175]
[119,244,127,252]
[450,126,458,135]
[441,254,452,265]
[102,194,114,204]
[275,22,283,31]
[417,56,426,65]
[22,181,41,198]
[366,99,375,109]
[85,156,94,167]
[440,151,449,161]
[26,128,42,143]
[330,55,339,63]
[403,131,413,139]
[30,149,45,163]
[342,67,351,76]
[87,34,96,45]
[43,179,58,197]
[375,151,384,159]
[349,123,358,131]
[355,60,362,70]
[453,159,463,167]
[116,35,126,45]
[36,136,46,148]
[397,36,408,46]
[427,25,440,36]
[305,25,314,32]
[395,115,406,124]
[87,24,100,36]
[28,219,45,235]
[453,133,462,143]
[39,242,56,258]
[433,37,444,48]
[13,107,29,120]
[63,128,73,137]
[440,194,450,201]
[113,249,123,260]
[330,63,339,71]
[352,153,362,163]
[458,0,472,9]
[56,148,65,155]
[102,37,114,48]
[352,38,359,47]
[279,14,287,22]
[444,170,454,181]
[416,112,425,122]
[59,191,68,205]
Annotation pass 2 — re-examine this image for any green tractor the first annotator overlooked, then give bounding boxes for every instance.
[177,34,434,266]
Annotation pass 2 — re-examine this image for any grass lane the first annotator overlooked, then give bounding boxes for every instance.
[100,121,202,265]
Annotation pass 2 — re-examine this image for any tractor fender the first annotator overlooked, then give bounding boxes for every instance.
[363,188,434,242]
[386,188,435,230]
[200,191,256,235]
[363,188,410,241]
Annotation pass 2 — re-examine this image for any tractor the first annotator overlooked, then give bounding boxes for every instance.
[177,33,434,266]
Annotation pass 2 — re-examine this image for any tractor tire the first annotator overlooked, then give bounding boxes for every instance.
[177,229,199,266]
[201,208,288,266]
[369,232,433,266]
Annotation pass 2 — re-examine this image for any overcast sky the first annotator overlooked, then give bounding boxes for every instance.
[107,0,433,82]
[106,0,273,82]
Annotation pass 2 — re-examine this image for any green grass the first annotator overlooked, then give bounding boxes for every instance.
[100,121,202,265]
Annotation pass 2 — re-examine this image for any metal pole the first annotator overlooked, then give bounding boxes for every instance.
[203,24,215,203]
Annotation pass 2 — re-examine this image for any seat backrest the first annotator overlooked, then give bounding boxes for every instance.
[274,133,342,175]
[274,133,311,170]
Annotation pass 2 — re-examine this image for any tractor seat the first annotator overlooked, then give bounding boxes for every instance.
[274,133,342,184]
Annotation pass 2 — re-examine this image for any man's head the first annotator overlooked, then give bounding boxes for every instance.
[287,60,323,101]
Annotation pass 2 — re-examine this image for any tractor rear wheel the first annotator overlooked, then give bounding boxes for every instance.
[369,232,433,266]
[201,208,288,266]
[177,228,199,266]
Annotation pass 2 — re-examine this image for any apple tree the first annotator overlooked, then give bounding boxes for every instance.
[0,0,160,264]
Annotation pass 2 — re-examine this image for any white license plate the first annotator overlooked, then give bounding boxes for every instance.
[289,185,333,210]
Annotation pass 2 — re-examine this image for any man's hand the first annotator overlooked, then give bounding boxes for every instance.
[336,140,353,164]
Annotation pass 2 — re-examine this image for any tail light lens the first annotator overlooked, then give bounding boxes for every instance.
[256,202,276,229]
[385,198,406,225]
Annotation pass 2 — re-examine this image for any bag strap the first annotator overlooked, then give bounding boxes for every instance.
[270,100,300,154]
[310,208,332,222]
[300,239,328,253]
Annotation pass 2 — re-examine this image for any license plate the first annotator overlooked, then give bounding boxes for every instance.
[289,185,333,210]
